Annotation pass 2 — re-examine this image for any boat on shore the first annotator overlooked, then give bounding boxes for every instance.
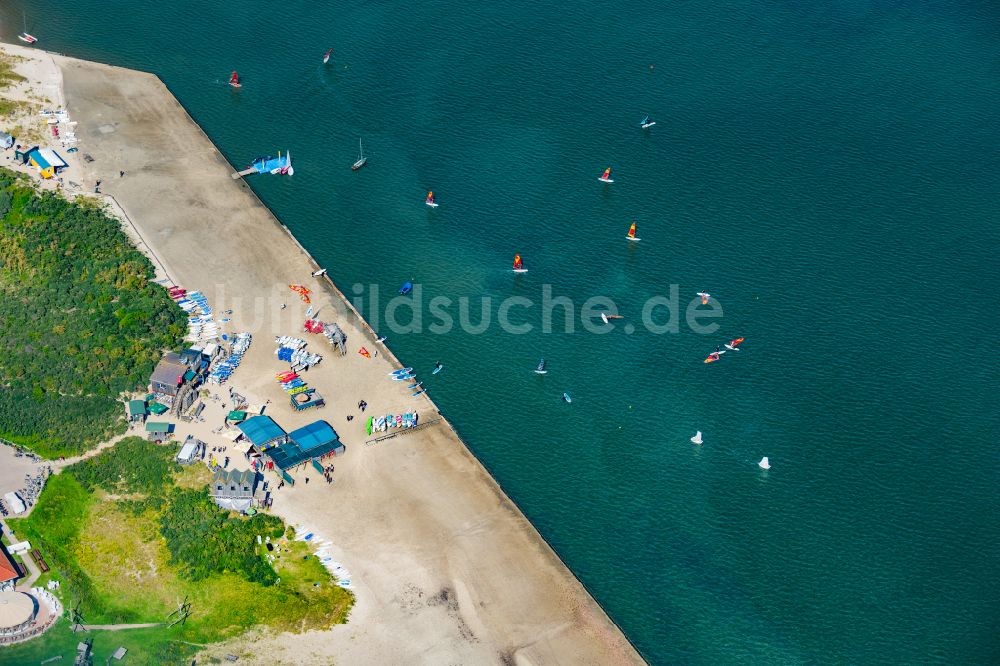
[351,139,367,170]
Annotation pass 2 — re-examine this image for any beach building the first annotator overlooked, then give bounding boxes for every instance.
[15,146,68,179]
[145,421,174,442]
[210,468,261,512]
[126,399,147,424]
[0,591,37,636]
[237,415,288,449]
[0,543,22,591]
[237,416,343,474]
[149,352,188,399]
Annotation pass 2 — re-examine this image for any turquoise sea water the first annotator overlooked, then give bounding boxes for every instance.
[4,1,999,663]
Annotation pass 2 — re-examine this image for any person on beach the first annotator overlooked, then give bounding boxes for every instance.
[119,170,125,177]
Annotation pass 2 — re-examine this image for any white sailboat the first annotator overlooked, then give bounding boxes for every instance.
[691,431,703,445]
[758,457,770,470]
[351,139,367,170]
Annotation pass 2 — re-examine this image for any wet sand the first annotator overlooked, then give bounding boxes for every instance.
[0,44,644,665]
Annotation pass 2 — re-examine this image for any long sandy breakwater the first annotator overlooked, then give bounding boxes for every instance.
[3,44,645,665]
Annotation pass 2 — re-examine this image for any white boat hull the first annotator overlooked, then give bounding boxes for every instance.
[598,177,614,183]
[626,236,641,241]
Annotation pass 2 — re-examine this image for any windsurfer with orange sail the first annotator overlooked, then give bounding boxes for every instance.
[229,71,242,88]
[626,221,640,241]
[512,254,527,273]
[598,167,614,183]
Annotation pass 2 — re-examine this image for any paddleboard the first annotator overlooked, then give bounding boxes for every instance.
[392,374,414,381]
[626,236,641,241]
[432,365,444,375]
[407,382,422,389]
[598,177,614,183]
[562,392,572,403]
[512,269,528,274]
[388,368,413,376]
[426,202,439,208]
[413,389,426,396]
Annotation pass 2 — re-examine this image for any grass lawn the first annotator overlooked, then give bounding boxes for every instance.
[5,440,353,664]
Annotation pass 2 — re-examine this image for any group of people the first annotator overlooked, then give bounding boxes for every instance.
[347,399,369,423]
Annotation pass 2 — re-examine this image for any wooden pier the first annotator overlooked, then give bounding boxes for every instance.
[232,167,256,179]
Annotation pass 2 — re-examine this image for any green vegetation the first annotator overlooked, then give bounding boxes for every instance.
[161,488,284,584]
[0,52,27,90]
[8,438,352,665]
[0,169,186,456]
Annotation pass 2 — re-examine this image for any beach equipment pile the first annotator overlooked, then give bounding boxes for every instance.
[170,288,221,342]
[294,527,352,589]
[275,336,322,369]
[41,109,79,149]
[366,411,419,435]
[208,332,251,385]
[276,370,311,396]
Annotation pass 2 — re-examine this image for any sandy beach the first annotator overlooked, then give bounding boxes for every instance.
[0,43,644,665]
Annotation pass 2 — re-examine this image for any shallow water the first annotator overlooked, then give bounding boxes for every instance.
[4,0,1000,662]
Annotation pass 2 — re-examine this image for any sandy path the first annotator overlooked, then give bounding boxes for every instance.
[1,44,644,666]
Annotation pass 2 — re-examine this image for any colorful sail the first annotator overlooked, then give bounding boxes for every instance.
[426,191,435,204]
[513,254,523,270]
[627,222,636,239]
[288,284,312,303]
[323,48,333,63]
[600,167,612,180]
[229,71,241,87]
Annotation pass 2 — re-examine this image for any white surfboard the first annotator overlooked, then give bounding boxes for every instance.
[512,269,528,274]
[626,236,641,241]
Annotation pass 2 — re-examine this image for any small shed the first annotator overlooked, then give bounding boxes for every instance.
[145,421,174,441]
[0,132,13,150]
[148,402,168,416]
[126,399,147,423]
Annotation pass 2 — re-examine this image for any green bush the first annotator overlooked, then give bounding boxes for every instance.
[0,169,186,456]
[69,437,178,495]
[160,488,285,584]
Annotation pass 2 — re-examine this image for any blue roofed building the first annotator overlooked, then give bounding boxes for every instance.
[263,420,343,472]
[237,415,288,449]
